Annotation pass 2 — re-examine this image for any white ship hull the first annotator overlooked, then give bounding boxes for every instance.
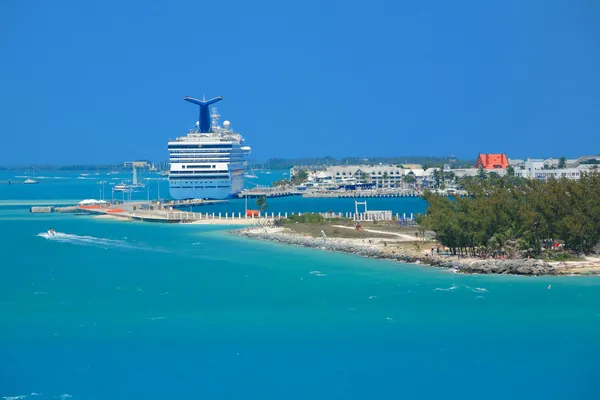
[169,173,244,200]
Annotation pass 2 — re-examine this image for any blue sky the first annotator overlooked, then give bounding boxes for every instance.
[1,0,599,164]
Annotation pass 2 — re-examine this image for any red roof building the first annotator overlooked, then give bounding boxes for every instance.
[475,153,509,169]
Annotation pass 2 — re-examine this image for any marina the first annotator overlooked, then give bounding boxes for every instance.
[238,186,462,199]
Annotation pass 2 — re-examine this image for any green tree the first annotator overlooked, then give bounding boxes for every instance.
[272,178,289,187]
[382,172,389,186]
[360,172,371,183]
[477,166,486,180]
[558,156,567,169]
[506,165,515,177]
[256,196,267,211]
[290,170,309,185]
[419,173,600,256]
[403,174,416,184]
[431,169,443,188]
[444,171,456,185]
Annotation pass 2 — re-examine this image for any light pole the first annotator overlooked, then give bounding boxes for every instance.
[157,178,161,203]
[98,180,106,200]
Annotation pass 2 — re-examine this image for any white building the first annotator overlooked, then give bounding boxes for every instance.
[514,158,592,180]
[322,164,407,186]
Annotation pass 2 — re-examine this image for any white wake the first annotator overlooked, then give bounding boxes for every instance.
[38,231,139,250]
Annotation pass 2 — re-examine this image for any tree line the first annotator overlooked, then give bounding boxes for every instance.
[418,172,600,257]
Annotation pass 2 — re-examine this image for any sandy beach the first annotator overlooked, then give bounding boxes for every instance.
[190,218,258,225]
[93,214,130,221]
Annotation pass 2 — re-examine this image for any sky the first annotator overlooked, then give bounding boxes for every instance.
[1,0,599,164]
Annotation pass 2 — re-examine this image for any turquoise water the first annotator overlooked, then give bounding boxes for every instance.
[1,172,600,399]
[0,170,427,215]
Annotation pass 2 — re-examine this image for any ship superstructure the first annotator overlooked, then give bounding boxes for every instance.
[168,96,251,200]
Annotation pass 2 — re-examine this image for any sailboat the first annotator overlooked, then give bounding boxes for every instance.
[24,166,39,184]
[244,165,258,179]
[131,165,145,190]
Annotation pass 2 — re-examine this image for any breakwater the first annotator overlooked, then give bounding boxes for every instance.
[230,228,567,276]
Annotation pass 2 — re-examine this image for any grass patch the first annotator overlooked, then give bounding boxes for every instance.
[540,251,583,262]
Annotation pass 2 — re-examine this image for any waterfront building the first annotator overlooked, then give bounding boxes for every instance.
[323,164,406,187]
[475,153,509,169]
[514,158,598,181]
[516,167,583,181]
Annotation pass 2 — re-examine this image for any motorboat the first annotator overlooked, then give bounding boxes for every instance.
[47,228,56,236]
[113,182,131,192]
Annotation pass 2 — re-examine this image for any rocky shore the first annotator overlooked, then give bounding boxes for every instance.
[229,226,593,276]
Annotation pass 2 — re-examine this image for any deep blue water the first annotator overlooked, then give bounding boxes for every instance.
[1,171,599,399]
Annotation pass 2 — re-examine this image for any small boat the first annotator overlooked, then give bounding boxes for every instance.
[25,166,39,184]
[113,182,130,192]
[48,228,56,236]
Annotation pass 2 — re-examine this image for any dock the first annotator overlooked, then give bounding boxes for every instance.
[239,187,464,199]
[238,187,301,198]
[83,207,272,223]
[162,199,228,209]
[302,189,423,198]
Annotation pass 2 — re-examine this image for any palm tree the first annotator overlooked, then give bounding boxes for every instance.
[360,171,369,183]
[382,172,389,187]
[432,169,442,188]
[403,174,416,184]
[256,196,267,211]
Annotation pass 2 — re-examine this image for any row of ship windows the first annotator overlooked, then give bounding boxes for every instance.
[170,154,244,158]
[171,186,230,189]
[168,144,234,149]
[169,151,244,155]
[170,171,228,175]
[170,176,229,180]
[169,155,244,159]
[181,165,215,169]
[170,160,245,163]
[171,181,228,183]
[169,148,243,152]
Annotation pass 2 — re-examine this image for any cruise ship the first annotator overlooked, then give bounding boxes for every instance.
[168,96,251,200]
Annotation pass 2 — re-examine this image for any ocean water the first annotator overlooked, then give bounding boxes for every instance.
[1,172,600,399]
[0,169,426,216]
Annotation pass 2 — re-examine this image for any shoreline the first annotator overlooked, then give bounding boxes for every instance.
[229,226,600,276]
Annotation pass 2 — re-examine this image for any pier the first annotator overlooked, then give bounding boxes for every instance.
[302,189,423,198]
[236,187,461,199]
[77,206,419,225]
[238,187,301,198]
[162,199,228,209]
